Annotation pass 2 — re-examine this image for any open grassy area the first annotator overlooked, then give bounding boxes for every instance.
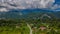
[0,23,60,34]
[0,18,60,34]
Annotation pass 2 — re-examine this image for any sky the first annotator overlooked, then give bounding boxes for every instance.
[55,0,60,4]
[0,0,60,12]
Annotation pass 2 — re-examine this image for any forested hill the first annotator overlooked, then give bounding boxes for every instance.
[0,9,60,19]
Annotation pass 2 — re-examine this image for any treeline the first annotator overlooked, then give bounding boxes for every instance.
[0,18,60,28]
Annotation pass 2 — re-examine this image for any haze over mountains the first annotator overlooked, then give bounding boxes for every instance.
[0,9,60,19]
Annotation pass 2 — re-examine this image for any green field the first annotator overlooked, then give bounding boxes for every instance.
[0,18,60,34]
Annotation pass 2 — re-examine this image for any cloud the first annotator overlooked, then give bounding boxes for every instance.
[52,4,60,9]
[0,8,8,12]
[0,0,57,12]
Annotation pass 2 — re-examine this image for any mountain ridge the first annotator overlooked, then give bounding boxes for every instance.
[0,9,60,19]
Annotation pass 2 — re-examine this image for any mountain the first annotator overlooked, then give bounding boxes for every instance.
[0,9,60,19]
